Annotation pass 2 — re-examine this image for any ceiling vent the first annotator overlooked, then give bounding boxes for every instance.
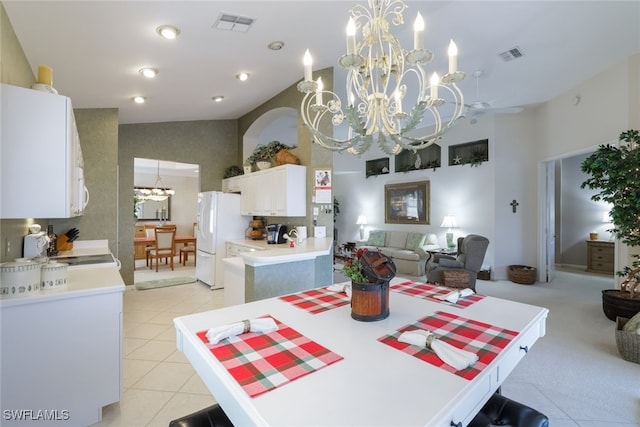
[214,13,255,33]
[498,47,524,62]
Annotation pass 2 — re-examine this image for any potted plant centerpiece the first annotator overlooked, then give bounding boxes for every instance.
[342,248,396,322]
[580,129,640,320]
[245,141,298,170]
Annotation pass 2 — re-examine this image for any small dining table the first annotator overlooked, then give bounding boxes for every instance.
[174,278,548,427]
[133,235,196,266]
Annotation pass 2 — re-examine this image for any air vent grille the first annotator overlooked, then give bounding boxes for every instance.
[214,13,255,33]
[498,47,524,62]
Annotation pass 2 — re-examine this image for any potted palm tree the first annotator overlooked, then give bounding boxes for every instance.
[581,129,640,320]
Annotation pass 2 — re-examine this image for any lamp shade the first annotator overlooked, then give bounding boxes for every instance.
[440,215,457,228]
[356,215,368,225]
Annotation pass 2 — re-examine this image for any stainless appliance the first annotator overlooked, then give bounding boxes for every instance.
[196,191,249,289]
[267,224,287,244]
[23,232,49,258]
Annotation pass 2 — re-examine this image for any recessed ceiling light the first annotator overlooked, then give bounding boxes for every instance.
[139,67,159,78]
[212,96,224,102]
[236,72,250,81]
[268,41,285,51]
[156,25,181,39]
[132,96,146,104]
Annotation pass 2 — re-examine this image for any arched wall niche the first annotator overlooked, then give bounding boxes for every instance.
[243,107,297,162]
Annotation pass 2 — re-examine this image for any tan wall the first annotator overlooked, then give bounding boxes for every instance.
[118,120,238,283]
[237,67,334,236]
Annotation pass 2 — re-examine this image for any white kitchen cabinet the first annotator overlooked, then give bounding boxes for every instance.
[1,84,88,218]
[0,266,124,426]
[239,164,306,217]
[221,175,242,193]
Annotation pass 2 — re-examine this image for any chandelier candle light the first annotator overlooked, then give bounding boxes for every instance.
[298,0,465,156]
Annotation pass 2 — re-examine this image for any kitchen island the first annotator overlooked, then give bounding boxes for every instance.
[0,260,124,426]
[223,237,333,305]
[174,278,548,426]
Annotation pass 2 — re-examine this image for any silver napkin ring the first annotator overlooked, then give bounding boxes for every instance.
[242,319,251,334]
[425,334,436,348]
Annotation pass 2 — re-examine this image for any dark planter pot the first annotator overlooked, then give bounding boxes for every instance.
[602,289,640,321]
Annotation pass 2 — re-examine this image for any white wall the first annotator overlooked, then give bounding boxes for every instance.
[559,153,613,268]
[333,116,500,275]
[333,54,639,281]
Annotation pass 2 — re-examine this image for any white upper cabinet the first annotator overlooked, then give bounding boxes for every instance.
[221,175,242,193]
[1,84,88,218]
[239,164,306,217]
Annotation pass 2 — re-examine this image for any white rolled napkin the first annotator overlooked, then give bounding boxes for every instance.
[434,288,475,304]
[327,282,347,292]
[398,329,478,371]
[327,282,352,298]
[206,318,278,344]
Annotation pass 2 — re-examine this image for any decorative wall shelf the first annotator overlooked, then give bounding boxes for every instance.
[395,144,441,172]
[448,139,489,167]
[366,157,390,178]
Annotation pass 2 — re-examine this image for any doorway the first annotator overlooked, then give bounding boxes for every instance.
[133,158,200,280]
[538,150,618,284]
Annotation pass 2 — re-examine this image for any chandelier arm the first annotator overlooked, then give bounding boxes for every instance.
[299,0,466,156]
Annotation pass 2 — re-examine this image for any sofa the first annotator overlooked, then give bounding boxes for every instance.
[357,230,439,276]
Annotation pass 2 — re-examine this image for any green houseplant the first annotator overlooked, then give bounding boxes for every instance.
[245,141,295,168]
[581,129,640,320]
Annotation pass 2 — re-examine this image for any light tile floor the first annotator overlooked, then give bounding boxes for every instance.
[92,259,220,426]
[93,260,639,426]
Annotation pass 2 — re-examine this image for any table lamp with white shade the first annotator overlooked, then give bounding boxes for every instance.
[440,215,457,248]
[356,215,368,240]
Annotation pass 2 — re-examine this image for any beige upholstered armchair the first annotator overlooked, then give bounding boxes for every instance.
[426,234,489,290]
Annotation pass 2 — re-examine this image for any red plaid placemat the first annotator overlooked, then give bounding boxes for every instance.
[390,280,485,308]
[279,287,350,314]
[196,316,343,397]
[378,311,518,380]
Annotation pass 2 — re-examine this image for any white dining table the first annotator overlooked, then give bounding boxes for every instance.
[174,278,548,427]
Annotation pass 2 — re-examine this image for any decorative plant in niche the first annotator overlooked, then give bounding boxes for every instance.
[581,129,640,301]
[469,148,488,167]
[223,165,244,178]
[245,141,296,166]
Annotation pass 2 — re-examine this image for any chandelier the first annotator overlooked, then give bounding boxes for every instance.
[297,0,465,155]
[136,161,175,202]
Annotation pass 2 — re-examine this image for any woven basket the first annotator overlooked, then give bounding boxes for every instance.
[508,265,536,285]
[274,150,300,165]
[442,270,470,288]
[615,317,640,364]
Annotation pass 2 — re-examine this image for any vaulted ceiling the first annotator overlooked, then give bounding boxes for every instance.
[4,1,639,125]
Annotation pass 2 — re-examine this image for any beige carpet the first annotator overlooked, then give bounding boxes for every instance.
[476,270,638,425]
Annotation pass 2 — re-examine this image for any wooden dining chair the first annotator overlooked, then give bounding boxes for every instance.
[149,226,176,271]
[144,224,157,267]
[179,222,197,266]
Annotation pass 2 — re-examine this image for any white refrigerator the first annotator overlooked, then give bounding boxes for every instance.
[196,191,248,289]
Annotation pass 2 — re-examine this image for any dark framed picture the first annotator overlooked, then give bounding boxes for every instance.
[384,181,430,224]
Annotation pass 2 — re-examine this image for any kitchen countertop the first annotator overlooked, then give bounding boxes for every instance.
[0,266,124,308]
[226,237,333,267]
[1,240,124,308]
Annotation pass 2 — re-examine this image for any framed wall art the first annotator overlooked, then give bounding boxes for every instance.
[384,181,430,224]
